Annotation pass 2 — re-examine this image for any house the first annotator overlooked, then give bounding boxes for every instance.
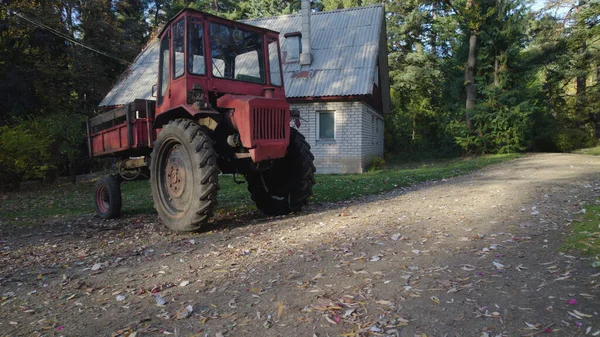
[99,4,390,174]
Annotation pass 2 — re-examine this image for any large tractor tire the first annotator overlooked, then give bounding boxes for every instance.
[94,174,122,219]
[246,129,315,216]
[150,119,219,232]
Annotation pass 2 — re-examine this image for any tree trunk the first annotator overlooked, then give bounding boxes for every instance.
[431,2,437,56]
[464,31,478,130]
[494,56,499,87]
[576,39,587,122]
[153,2,161,28]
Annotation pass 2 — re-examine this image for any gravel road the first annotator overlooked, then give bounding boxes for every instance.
[1,153,599,337]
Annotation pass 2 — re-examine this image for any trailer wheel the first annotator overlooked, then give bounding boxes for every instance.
[246,129,315,216]
[94,175,122,219]
[150,119,219,232]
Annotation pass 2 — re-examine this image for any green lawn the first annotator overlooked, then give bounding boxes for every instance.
[562,203,600,258]
[0,154,520,225]
[573,146,600,156]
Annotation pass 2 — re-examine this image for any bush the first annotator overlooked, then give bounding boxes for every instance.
[554,128,595,152]
[0,121,54,191]
[367,156,386,172]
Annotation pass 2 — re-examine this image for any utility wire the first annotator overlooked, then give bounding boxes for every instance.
[3,5,132,65]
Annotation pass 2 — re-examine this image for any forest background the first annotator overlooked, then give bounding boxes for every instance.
[0,0,598,190]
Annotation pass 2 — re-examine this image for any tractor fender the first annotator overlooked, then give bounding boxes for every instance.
[153,105,220,129]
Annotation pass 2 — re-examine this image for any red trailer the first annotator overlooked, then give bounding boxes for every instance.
[88,99,156,159]
[88,9,315,232]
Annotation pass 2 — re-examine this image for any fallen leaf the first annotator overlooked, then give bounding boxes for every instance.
[155,295,167,306]
[276,302,284,319]
[461,264,476,271]
[174,306,190,319]
[573,310,592,318]
[492,261,505,269]
[324,315,337,325]
[376,300,394,307]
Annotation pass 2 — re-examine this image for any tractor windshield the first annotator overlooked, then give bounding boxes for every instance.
[209,23,265,84]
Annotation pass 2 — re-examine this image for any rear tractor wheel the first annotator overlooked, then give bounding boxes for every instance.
[246,129,315,215]
[94,174,122,219]
[150,119,220,232]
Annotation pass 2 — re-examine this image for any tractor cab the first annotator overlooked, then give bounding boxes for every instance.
[155,9,290,164]
[156,9,287,135]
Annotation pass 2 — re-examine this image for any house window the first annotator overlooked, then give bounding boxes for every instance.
[318,111,335,140]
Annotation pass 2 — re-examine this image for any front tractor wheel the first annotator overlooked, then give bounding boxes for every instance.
[246,129,316,216]
[150,119,219,232]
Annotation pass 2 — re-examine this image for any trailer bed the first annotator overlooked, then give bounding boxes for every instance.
[87,99,156,158]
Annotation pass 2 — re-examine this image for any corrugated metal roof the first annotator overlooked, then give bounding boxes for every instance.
[99,39,160,107]
[99,5,385,107]
[243,5,383,98]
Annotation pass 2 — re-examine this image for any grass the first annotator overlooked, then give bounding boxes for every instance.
[0,153,520,225]
[562,203,600,259]
[573,146,600,156]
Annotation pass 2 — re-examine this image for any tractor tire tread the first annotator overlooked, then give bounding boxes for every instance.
[150,119,220,232]
[246,129,315,216]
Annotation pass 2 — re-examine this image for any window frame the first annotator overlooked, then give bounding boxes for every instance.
[267,38,283,87]
[187,17,206,76]
[208,22,266,85]
[157,30,170,107]
[172,17,185,80]
[317,111,336,141]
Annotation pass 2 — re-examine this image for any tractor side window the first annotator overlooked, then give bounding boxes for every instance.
[268,40,282,86]
[209,23,265,84]
[172,18,185,79]
[188,18,205,75]
[158,33,170,106]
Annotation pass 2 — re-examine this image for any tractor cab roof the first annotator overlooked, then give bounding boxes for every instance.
[158,8,281,39]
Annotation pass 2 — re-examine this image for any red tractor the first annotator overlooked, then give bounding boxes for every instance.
[87,9,315,232]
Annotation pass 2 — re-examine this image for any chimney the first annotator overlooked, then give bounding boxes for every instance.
[299,0,312,65]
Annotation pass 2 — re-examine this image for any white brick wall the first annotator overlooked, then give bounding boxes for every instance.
[361,104,385,168]
[291,101,384,174]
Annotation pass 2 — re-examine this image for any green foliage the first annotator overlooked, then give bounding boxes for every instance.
[554,128,595,152]
[367,156,385,172]
[1,0,599,181]
[0,121,54,191]
[573,146,600,156]
[385,0,599,157]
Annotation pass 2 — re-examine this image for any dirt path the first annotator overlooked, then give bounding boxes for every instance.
[1,153,600,337]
